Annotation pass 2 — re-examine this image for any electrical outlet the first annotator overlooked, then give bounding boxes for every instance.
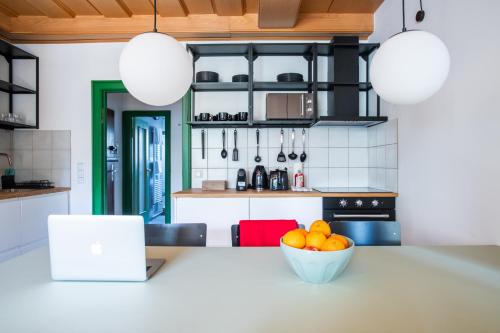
[77,162,85,184]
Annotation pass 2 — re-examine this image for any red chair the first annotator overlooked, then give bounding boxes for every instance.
[231,220,299,247]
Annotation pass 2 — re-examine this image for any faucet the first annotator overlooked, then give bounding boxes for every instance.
[0,153,12,167]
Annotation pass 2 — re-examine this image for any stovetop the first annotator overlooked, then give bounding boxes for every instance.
[313,187,393,193]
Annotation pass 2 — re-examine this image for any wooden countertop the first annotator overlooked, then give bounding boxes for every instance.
[0,187,70,200]
[173,188,398,198]
[0,246,498,332]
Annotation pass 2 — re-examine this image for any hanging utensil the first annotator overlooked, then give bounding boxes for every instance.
[300,128,307,162]
[201,129,205,159]
[277,129,286,162]
[232,129,239,161]
[288,129,298,160]
[221,129,227,159]
[254,129,262,163]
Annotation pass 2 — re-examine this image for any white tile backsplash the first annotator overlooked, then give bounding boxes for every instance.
[0,129,12,150]
[13,130,33,150]
[33,150,52,169]
[191,168,207,188]
[52,150,71,169]
[14,150,33,169]
[52,131,71,150]
[33,131,52,150]
[191,148,208,168]
[192,122,398,190]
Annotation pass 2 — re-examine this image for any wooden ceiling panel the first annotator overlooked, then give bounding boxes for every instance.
[57,0,101,15]
[156,0,186,16]
[0,0,44,16]
[300,0,333,13]
[244,0,258,13]
[329,0,384,13]
[24,0,73,18]
[183,0,214,14]
[0,3,16,17]
[87,0,131,18]
[259,0,302,28]
[121,0,152,15]
[213,0,243,16]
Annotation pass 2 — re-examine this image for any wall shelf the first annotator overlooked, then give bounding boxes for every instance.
[0,39,39,130]
[186,41,382,129]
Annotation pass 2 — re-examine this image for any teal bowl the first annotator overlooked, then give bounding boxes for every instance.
[280,237,355,284]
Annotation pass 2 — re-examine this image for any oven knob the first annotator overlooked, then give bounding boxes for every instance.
[339,199,348,207]
[355,199,363,207]
[371,199,379,207]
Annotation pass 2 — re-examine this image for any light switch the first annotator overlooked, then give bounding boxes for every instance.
[77,162,85,184]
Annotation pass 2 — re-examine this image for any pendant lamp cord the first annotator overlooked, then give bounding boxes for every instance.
[402,0,407,32]
[153,0,158,32]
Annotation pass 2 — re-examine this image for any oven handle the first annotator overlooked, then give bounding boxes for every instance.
[333,214,391,219]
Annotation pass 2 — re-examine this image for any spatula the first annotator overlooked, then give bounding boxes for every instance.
[277,129,286,162]
[232,129,239,161]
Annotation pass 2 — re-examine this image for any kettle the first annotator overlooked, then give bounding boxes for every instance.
[251,165,268,191]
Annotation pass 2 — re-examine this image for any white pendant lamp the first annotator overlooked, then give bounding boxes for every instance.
[370,0,450,105]
[119,0,192,106]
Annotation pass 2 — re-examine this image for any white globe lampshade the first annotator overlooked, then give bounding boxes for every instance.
[370,30,450,105]
[119,32,193,106]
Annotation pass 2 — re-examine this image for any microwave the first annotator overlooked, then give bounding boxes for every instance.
[266,93,314,120]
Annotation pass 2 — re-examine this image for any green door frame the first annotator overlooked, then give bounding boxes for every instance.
[122,111,171,223]
[91,80,192,215]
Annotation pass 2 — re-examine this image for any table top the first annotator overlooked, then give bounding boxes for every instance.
[172,188,398,198]
[0,246,499,333]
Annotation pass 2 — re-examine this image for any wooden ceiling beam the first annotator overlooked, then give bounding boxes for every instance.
[0,10,11,31]
[87,0,131,18]
[56,0,100,15]
[3,13,373,42]
[244,0,258,13]
[300,0,334,13]
[183,0,213,14]
[213,0,244,16]
[0,0,44,16]
[24,0,73,18]
[258,0,302,28]
[120,0,152,15]
[329,0,384,13]
[156,0,187,17]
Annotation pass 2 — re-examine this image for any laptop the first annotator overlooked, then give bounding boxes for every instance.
[48,215,164,281]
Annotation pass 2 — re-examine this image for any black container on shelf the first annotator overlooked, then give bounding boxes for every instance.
[1,175,15,189]
[232,74,249,82]
[233,112,248,121]
[196,71,219,82]
[277,73,304,82]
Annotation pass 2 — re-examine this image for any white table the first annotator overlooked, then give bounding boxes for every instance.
[0,246,499,333]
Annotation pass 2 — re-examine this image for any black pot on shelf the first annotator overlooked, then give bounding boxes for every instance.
[196,71,219,82]
[277,72,304,82]
[233,112,248,121]
[232,74,249,82]
[214,112,230,121]
[198,113,211,121]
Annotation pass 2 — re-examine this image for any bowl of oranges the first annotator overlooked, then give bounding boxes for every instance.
[280,220,354,284]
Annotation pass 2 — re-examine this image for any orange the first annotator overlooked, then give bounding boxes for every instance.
[330,234,349,248]
[283,230,306,249]
[320,237,346,251]
[296,228,308,238]
[309,220,331,237]
[305,231,327,249]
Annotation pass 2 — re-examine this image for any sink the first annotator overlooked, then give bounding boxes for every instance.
[0,189,41,193]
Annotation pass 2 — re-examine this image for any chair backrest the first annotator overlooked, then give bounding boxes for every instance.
[329,221,401,246]
[145,223,207,246]
[231,223,305,247]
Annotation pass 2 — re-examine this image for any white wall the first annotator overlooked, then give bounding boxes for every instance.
[370,0,500,245]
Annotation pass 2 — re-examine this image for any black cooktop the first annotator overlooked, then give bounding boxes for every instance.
[313,187,393,193]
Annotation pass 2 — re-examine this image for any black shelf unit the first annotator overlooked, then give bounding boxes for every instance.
[0,40,39,130]
[186,41,383,128]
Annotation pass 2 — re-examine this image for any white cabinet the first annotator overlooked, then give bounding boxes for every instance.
[249,197,323,229]
[19,192,69,253]
[0,191,69,262]
[0,200,22,262]
[175,198,249,247]
[174,196,323,247]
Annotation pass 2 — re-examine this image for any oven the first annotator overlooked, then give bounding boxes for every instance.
[322,197,400,246]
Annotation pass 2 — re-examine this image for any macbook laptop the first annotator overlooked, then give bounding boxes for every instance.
[48,215,164,281]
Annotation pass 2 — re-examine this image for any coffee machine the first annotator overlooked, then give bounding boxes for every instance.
[251,165,268,191]
[269,168,289,191]
[236,168,247,191]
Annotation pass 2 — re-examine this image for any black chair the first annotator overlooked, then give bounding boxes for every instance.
[145,223,207,246]
[231,223,305,247]
[328,221,401,246]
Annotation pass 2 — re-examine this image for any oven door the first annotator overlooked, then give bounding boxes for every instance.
[323,209,395,221]
[328,221,401,246]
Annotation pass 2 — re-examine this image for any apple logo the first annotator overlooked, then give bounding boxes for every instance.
[90,242,103,256]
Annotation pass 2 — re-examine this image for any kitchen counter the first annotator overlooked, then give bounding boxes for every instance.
[173,188,398,198]
[0,187,70,201]
[0,246,498,332]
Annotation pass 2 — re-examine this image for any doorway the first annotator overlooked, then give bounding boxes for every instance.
[121,112,170,223]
